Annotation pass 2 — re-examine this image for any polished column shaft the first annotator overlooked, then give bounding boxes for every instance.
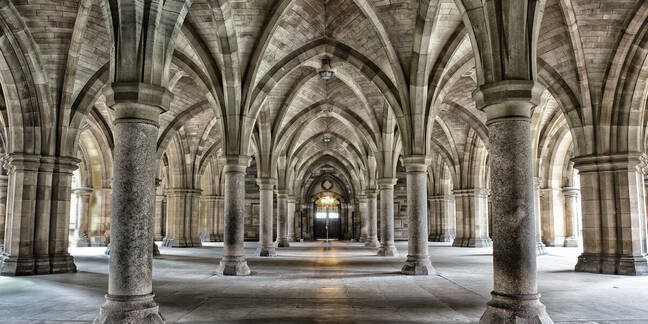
[257,179,277,256]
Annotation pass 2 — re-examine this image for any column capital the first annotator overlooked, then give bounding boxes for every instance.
[453,188,489,197]
[104,83,173,126]
[200,194,221,201]
[572,152,643,173]
[357,195,368,203]
[166,188,202,197]
[365,189,378,198]
[256,178,276,191]
[73,187,94,196]
[287,195,297,203]
[276,190,288,199]
[429,194,454,201]
[222,155,250,173]
[561,187,580,197]
[472,80,544,123]
[401,155,430,173]
[377,178,397,190]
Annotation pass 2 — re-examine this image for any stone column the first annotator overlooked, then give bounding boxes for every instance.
[164,188,202,247]
[50,157,80,273]
[276,191,290,247]
[95,84,171,323]
[256,178,277,256]
[401,156,435,275]
[99,185,112,246]
[215,196,224,241]
[377,178,398,256]
[573,153,648,275]
[452,188,492,247]
[154,180,165,241]
[475,81,551,323]
[216,155,250,276]
[533,177,547,255]
[358,196,368,242]
[287,196,296,242]
[365,189,380,247]
[428,194,455,242]
[562,187,580,247]
[0,173,9,251]
[74,187,94,247]
[201,195,219,241]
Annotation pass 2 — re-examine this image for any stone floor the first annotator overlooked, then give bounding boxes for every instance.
[1,241,648,323]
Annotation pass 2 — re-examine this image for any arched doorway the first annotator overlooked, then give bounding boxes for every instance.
[314,195,341,240]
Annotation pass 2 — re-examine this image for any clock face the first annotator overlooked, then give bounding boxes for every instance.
[322,179,333,190]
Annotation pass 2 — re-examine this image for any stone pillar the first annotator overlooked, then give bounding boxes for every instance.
[215,196,224,241]
[164,188,202,247]
[401,156,435,275]
[365,189,379,247]
[276,191,290,247]
[0,173,8,251]
[573,153,648,275]
[95,84,171,323]
[74,187,94,247]
[287,196,296,242]
[201,195,219,241]
[475,81,551,323]
[428,194,455,242]
[377,179,398,256]
[453,188,492,247]
[216,155,250,276]
[257,178,277,256]
[540,187,567,246]
[533,178,547,255]
[99,185,112,246]
[358,196,368,242]
[50,157,80,273]
[0,155,79,276]
[154,180,165,241]
[562,187,580,247]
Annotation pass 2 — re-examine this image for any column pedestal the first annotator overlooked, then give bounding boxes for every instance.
[217,156,250,276]
[401,156,435,275]
[377,179,398,256]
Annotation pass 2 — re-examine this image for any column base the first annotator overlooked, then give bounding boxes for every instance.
[466,237,493,248]
[365,236,380,248]
[0,254,35,276]
[276,239,290,248]
[377,243,399,256]
[430,234,454,243]
[359,235,367,243]
[35,255,52,274]
[167,238,202,248]
[536,242,547,256]
[95,294,164,324]
[256,246,277,257]
[153,244,161,257]
[154,234,164,241]
[401,255,436,275]
[452,237,466,247]
[76,237,91,247]
[50,254,77,274]
[563,237,579,247]
[480,292,553,324]
[575,253,648,275]
[202,234,220,242]
[287,234,296,242]
[217,255,251,276]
